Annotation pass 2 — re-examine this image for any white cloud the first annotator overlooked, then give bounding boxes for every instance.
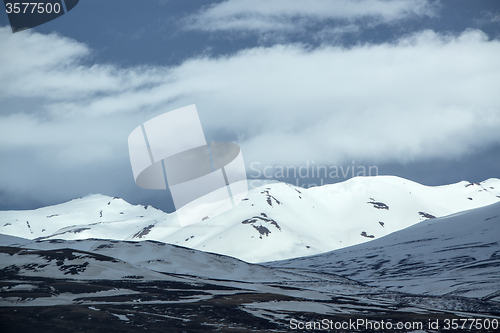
[1,27,500,205]
[183,0,437,37]
[476,12,500,26]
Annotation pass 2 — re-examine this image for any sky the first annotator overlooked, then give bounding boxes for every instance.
[1,0,499,212]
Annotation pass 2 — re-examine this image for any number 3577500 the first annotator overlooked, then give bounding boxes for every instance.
[5,2,61,14]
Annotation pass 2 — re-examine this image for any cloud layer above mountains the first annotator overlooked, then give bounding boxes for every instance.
[183,0,437,40]
[0,0,499,209]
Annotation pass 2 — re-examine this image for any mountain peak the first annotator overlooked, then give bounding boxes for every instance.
[1,176,499,262]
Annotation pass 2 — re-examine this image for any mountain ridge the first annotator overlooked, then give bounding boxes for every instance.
[271,201,500,299]
[1,175,499,263]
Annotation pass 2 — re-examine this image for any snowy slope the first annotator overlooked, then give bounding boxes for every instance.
[2,235,500,324]
[272,201,500,299]
[1,176,499,263]
[0,236,377,308]
[0,195,167,240]
[0,237,314,283]
[0,245,173,281]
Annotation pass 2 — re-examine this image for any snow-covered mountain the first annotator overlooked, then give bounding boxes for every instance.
[1,176,499,262]
[0,236,308,284]
[1,211,500,332]
[1,191,500,331]
[272,200,500,300]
